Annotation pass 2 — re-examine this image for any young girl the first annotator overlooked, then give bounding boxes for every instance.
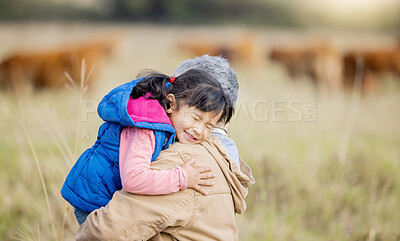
[61,69,233,225]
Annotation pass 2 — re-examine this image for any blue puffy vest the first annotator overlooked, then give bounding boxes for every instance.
[61,78,175,212]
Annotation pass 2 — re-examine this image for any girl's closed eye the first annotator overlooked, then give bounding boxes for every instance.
[193,113,214,130]
[192,115,200,121]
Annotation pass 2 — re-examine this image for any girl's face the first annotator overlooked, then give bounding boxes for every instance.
[167,100,222,144]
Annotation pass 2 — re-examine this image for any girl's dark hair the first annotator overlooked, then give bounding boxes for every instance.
[130,69,234,124]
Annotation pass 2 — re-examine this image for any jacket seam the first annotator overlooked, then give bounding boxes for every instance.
[173,148,187,164]
[118,193,194,239]
[111,225,156,241]
[170,192,197,235]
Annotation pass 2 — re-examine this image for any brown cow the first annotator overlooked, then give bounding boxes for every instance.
[0,38,116,92]
[270,41,400,93]
[343,46,400,93]
[269,43,343,91]
[178,36,256,63]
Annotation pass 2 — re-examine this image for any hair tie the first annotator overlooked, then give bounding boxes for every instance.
[170,76,175,83]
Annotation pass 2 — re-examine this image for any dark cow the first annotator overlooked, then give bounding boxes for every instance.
[0,39,116,92]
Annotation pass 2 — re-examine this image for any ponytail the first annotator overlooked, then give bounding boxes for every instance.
[130,70,173,110]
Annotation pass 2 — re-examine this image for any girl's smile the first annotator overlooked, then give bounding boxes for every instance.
[184,130,198,142]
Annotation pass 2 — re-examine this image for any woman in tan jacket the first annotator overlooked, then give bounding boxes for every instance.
[76,136,254,241]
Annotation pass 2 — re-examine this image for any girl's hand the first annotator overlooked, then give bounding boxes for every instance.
[181,159,215,195]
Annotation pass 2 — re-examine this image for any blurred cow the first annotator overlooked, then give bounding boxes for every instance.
[343,46,400,92]
[269,41,400,93]
[178,36,256,63]
[0,39,116,92]
[269,43,343,91]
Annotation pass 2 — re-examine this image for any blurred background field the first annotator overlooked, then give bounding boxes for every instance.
[1,1,400,241]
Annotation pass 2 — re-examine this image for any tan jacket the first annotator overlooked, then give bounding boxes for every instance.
[76,137,254,241]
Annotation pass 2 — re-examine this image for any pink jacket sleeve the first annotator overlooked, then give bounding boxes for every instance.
[119,127,188,195]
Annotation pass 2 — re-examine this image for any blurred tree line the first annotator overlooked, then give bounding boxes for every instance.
[0,0,300,27]
[0,0,398,29]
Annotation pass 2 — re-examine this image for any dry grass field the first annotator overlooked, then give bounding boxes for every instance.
[1,23,399,241]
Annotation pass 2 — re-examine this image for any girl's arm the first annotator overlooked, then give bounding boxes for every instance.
[120,127,187,195]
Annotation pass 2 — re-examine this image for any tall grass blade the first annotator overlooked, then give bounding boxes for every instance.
[338,56,363,163]
[11,101,58,241]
